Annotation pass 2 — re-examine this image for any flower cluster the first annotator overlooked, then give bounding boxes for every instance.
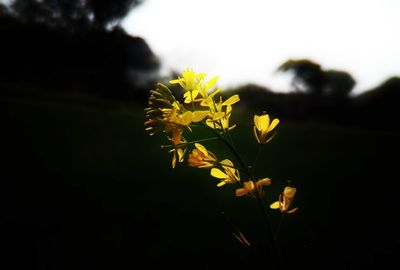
[144,68,298,248]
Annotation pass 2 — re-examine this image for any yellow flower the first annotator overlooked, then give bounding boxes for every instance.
[188,143,217,169]
[163,104,189,145]
[253,114,279,144]
[210,159,240,187]
[169,69,205,92]
[163,104,208,146]
[235,178,271,199]
[270,186,298,214]
[205,95,240,131]
[169,68,220,103]
[144,83,177,136]
[169,146,186,169]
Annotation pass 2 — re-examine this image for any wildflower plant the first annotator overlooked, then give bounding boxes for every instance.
[144,68,298,268]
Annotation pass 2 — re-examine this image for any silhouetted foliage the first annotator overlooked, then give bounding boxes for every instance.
[352,76,400,129]
[0,6,159,101]
[228,62,398,130]
[324,70,356,98]
[1,0,143,31]
[278,59,325,95]
[277,59,356,98]
[228,83,318,122]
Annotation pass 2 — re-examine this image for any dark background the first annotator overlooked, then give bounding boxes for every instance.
[1,1,399,269]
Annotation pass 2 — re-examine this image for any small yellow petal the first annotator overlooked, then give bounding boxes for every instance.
[169,79,180,84]
[179,111,193,125]
[270,201,280,209]
[212,112,225,121]
[220,159,234,168]
[223,94,240,106]
[211,168,228,179]
[217,181,227,187]
[192,111,209,122]
[258,178,271,186]
[177,148,185,162]
[254,115,260,130]
[244,181,255,190]
[172,152,177,168]
[195,143,208,156]
[268,118,280,132]
[235,188,248,197]
[259,114,270,131]
[204,76,220,91]
[283,186,297,198]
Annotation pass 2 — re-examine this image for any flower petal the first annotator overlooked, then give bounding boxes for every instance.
[195,143,208,156]
[244,181,255,191]
[220,159,234,168]
[192,111,209,122]
[223,94,240,106]
[254,115,261,130]
[283,186,297,198]
[268,118,280,132]
[257,178,271,187]
[177,148,185,162]
[270,201,280,209]
[235,188,248,197]
[259,114,270,131]
[211,168,228,179]
[217,181,227,187]
[204,76,220,91]
[179,111,193,126]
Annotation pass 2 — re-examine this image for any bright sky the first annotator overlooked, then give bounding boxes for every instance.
[121,0,400,95]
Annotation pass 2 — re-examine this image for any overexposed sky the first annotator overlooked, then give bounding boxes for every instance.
[122,0,400,95]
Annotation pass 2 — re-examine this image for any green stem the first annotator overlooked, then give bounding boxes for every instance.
[206,126,250,177]
[257,197,280,270]
[161,136,219,149]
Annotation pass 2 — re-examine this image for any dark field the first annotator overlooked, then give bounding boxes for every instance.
[1,92,399,269]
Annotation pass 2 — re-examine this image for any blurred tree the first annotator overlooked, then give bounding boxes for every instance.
[277,59,356,98]
[0,0,159,100]
[351,77,399,130]
[323,70,356,98]
[277,59,324,95]
[1,0,143,31]
[0,3,7,15]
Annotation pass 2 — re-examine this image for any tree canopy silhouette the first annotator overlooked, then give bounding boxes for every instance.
[1,0,143,31]
[277,59,356,97]
[0,0,159,100]
[278,59,324,95]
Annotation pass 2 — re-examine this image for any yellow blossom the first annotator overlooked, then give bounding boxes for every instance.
[210,159,240,187]
[163,104,208,146]
[169,69,220,103]
[169,146,186,169]
[144,83,177,136]
[205,95,240,131]
[188,143,217,169]
[235,178,271,199]
[270,186,298,214]
[253,114,279,144]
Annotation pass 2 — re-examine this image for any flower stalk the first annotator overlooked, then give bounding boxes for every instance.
[144,68,298,269]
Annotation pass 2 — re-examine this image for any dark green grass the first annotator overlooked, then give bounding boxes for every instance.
[1,93,399,269]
